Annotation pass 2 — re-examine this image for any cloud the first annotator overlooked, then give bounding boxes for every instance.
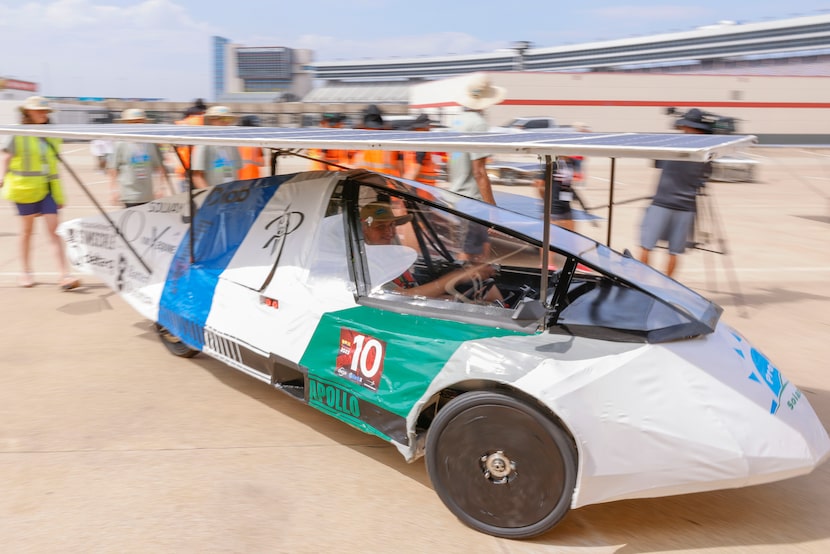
[0,0,216,99]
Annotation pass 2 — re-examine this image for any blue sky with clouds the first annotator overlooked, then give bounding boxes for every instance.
[0,0,826,100]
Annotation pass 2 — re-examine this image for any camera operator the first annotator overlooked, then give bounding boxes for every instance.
[639,108,712,278]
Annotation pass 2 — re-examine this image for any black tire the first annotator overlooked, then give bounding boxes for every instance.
[154,323,200,358]
[425,391,577,539]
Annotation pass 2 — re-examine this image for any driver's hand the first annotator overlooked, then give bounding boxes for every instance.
[464,263,496,280]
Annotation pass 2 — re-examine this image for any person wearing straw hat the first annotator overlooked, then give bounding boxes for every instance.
[190,106,242,189]
[0,96,79,289]
[447,73,506,261]
[107,108,174,207]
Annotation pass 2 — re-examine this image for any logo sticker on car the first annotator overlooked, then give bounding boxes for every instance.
[336,328,386,391]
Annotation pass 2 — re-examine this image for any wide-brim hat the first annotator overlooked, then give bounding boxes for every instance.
[675,108,713,133]
[360,202,413,227]
[204,105,236,122]
[19,95,52,113]
[457,72,506,111]
[116,108,148,122]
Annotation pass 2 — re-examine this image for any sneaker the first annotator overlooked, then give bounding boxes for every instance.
[59,275,80,291]
[19,272,35,288]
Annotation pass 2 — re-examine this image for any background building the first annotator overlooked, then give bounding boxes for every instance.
[306,14,830,87]
[3,14,828,142]
[0,78,38,100]
[410,71,830,144]
[212,36,313,103]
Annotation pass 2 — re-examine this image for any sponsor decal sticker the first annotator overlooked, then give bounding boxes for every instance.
[336,328,386,391]
[262,209,304,255]
[308,377,360,418]
[731,331,791,414]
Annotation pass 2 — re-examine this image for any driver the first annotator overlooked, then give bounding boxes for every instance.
[360,201,502,302]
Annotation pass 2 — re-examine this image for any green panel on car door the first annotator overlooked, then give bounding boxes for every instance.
[301,305,523,422]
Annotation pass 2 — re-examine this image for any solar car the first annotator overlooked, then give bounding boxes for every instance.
[3,123,828,539]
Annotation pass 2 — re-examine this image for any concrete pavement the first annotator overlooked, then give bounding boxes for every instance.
[0,143,828,553]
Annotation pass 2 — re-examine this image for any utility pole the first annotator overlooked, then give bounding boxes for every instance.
[511,41,533,71]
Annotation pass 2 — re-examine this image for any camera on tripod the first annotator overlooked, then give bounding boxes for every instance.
[665,107,738,135]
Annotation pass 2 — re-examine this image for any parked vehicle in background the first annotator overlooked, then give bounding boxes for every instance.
[491,116,571,133]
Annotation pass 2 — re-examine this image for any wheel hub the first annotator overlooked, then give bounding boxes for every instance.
[480,450,517,484]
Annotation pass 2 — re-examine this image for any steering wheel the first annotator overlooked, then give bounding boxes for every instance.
[461,277,496,303]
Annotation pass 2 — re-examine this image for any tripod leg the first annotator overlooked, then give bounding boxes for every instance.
[694,197,718,292]
[705,192,750,318]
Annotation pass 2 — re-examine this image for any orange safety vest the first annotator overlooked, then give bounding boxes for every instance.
[323,148,348,170]
[238,146,264,180]
[174,114,204,177]
[403,151,441,185]
[353,149,403,177]
[307,147,348,171]
[307,147,326,170]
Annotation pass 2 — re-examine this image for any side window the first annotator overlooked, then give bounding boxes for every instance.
[354,185,547,313]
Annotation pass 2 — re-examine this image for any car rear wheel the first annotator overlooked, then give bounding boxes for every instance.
[155,323,200,358]
[425,391,577,539]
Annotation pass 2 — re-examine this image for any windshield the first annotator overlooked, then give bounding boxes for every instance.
[398,183,720,329]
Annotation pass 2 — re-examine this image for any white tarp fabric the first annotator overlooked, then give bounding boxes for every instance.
[50,130,827,515]
[60,194,197,322]
[409,325,830,507]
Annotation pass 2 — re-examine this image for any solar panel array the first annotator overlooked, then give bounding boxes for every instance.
[0,124,757,161]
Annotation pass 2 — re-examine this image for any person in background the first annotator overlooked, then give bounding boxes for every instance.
[237,115,266,180]
[309,113,350,171]
[90,139,113,172]
[173,99,207,191]
[639,108,713,278]
[0,96,79,289]
[402,114,442,186]
[352,105,404,177]
[569,121,590,187]
[108,108,174,207]
[447,73,506,261]
[190,106,241,189]
[533,156,577,231]
[179,98,207,124]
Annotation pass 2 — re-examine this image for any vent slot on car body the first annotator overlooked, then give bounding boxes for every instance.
[203,329,272,384]
[202,329,307,398]
[205,330,244,364]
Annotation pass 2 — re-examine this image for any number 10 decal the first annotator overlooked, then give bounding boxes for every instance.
[336,328,387,391]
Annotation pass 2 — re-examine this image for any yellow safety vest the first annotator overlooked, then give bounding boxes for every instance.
[3,136,64,205]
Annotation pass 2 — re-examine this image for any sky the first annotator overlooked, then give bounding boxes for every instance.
[0,0,827,101]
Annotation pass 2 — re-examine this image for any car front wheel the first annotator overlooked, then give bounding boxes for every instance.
[425,391,577,539]
[154,323,200,358]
